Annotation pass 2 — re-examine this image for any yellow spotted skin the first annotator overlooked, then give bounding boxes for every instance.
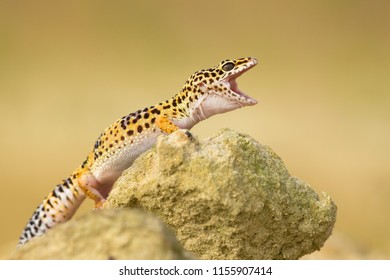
[18,57,258,245]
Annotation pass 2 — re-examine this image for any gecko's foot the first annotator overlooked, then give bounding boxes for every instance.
[94,199,106,209]
[184,130,192,138]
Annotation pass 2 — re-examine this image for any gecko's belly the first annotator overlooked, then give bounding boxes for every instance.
[90,130,162,186]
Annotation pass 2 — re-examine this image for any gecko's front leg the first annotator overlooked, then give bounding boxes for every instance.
[155,115,180,134]
[78,171,106,208]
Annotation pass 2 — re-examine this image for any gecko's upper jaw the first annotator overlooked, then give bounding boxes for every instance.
[226,58,258,106]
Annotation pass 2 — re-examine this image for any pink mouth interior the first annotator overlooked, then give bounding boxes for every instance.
[229,78,249,98]
[227,65,257,103]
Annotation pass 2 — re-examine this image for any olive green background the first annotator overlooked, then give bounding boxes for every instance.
[1,0,389,258]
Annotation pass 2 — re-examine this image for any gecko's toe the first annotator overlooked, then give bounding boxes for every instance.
[184,130,192,138]
[94,199,106,209]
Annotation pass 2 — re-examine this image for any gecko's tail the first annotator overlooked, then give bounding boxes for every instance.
[18,175,86,246]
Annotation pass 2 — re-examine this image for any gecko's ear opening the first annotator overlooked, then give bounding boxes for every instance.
[197,82,207,92]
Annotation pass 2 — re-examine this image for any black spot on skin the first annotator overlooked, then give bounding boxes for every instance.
[144,112,150,119]
[151,117,156,123]
[99,151,102,156]
[177,96,182,104]
[145,123,150,129]
[204,73,210,78]
[109,144,113,148]
[51,191,59,198]
[137,125,143,133]
[189,96,193,102]
[211,72,217,77]
[63,180,69,188]
[172,99,177,107]
[163,104,171,109]
[46,199,53,208]
[151,108,161,115]
[120,120,127,130]
[127,130,133,136]
[132,119,138,124]
[121,136,125,141]
[143,107,148,112]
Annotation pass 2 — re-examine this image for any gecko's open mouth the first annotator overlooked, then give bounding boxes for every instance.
[225,58,258,105]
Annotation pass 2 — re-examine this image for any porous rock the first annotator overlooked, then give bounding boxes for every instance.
[11,209,193,260]
[104,129,337,259]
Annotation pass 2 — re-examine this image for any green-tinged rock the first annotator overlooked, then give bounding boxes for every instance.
[11,209,193,260]
[105,128,337,259]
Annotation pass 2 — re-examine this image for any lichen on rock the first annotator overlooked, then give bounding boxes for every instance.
[11,209,193,260]
[104,128,337,259]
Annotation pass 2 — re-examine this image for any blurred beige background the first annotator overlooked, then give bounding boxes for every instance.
[1,0,389,258]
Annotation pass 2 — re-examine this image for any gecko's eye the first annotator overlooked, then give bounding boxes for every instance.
[222,62,234,72]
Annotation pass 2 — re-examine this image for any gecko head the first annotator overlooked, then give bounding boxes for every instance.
[185,57,258,120]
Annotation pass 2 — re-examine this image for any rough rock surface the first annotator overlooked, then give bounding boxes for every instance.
[11,209,193,260]
[104,128,337,259]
